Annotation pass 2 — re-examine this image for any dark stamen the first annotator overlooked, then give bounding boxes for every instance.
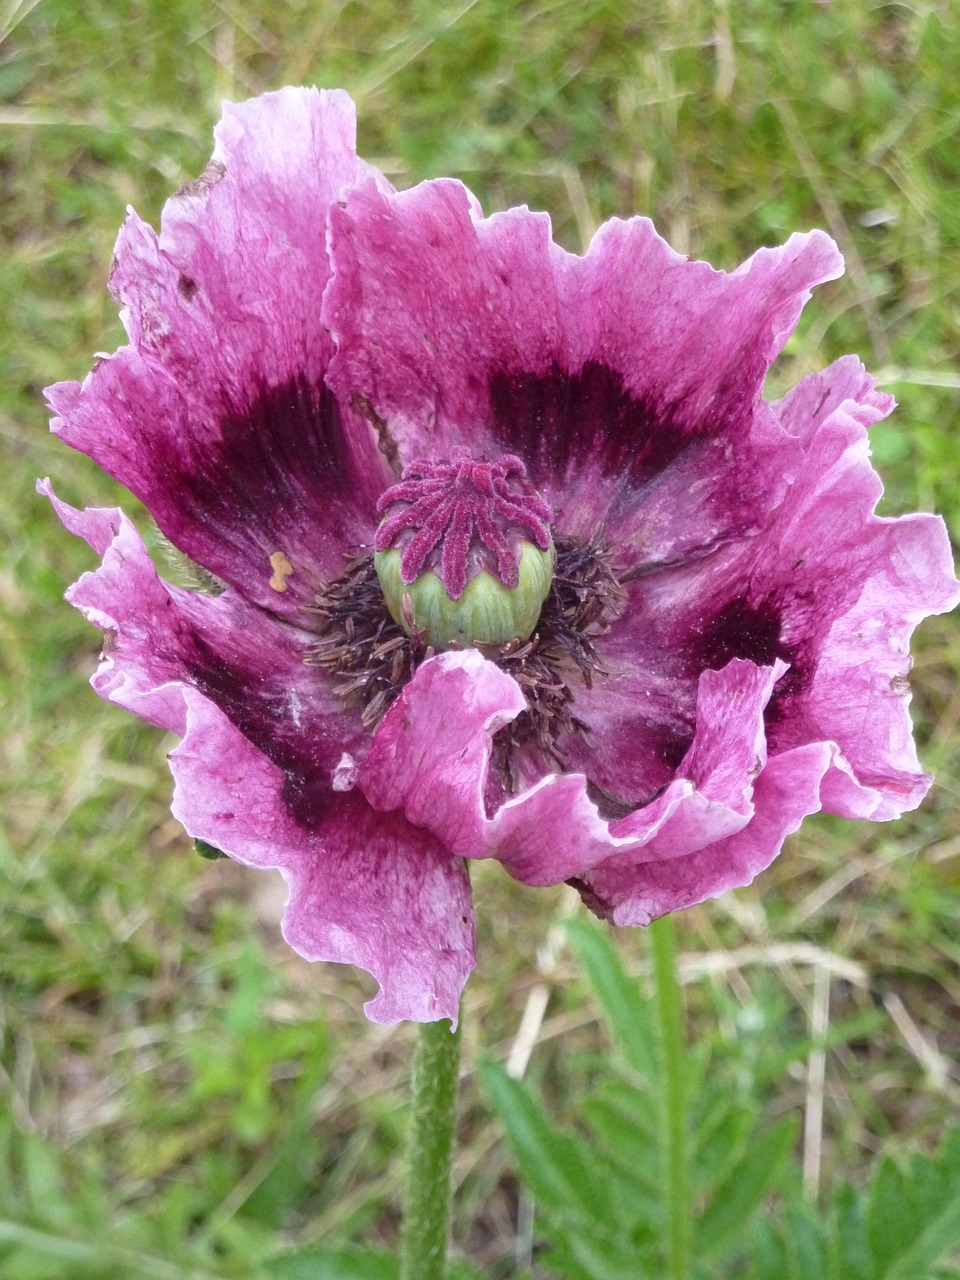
[306,531,625,782]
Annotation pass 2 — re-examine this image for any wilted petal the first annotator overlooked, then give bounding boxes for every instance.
[47,88,394,619]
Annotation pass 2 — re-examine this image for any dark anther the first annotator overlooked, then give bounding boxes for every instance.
[306,530,625,786]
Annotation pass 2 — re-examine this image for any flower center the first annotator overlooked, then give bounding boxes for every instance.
[373,451,553,596]
[372,451,555,650]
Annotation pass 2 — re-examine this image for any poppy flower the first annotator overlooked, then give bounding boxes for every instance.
[42,87,959,1023]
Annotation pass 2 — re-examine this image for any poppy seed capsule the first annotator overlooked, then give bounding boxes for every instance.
[372,452,555,650]
[375,538,555,650]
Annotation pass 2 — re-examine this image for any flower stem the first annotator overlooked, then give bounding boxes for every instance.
[650,914,691,1280]
[399,1014,462,1280]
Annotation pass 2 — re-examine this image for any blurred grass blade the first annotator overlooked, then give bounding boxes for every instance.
[265,1245,399,1279]
[0,1219,232,1280]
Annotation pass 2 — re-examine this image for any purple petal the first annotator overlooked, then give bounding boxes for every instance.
[358,651,808,908]
[569,357,960,821]
[581,742,834,925]
[42,480,473,1022]
[173,717,475,1024]
[325,179,842,569]
[766,362,960,816]
[40,481,360,825]
[47,88,394,620]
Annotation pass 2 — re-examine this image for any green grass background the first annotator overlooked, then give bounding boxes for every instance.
[2,0,960,1275]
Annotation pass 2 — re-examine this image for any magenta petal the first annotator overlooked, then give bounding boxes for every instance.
[326,179,842,567]
[585,743,833,926]
[172,715,475,1025]
[358,650,528,853]
[40,480,362,826]
[358,649,612,883]
[358,650,809,910]
[568,357,960,820]
[42,480,473,1023]
[764,360,960,817]
[47,88,394,619]
[42,83,959,1014]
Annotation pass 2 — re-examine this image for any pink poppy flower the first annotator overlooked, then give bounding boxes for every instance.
[42,87,959,1023]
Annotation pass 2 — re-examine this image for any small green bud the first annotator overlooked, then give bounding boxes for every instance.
[375,539,554,650]
[195,838,226,860]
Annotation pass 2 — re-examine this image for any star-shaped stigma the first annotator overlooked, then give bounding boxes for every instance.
[374,452,553,599]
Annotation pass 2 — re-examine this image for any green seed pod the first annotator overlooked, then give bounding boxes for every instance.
[375,539,554,650]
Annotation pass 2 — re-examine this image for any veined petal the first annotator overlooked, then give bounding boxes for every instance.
[173,716,474,1025]
[47,88,394,620]
[325,178,842,568]
[581,742,834,926]
[570,357,960,819]
[358,651,802,906]
[40,481,362,825]
[42,480,472,1022]
[43,85,958,1019]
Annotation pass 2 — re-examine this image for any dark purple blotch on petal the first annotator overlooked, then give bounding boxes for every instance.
[488,361,697,511]
[163,375,379,601]
[175,628,336,828]
[692,594,810,727]
[696,594,805,707]
[697,596,785,671]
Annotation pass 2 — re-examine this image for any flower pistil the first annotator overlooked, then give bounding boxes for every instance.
[373,451,555,650]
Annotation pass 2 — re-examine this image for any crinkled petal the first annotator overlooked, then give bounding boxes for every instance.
[571,357,960,819]
[40,480,361,825]
[581,742,834,925]
[358,651,807,910]
[42,480,473,1022]
[325,178,842,567]
[765,362,960,816]
[171,716,474,1025]
[47,88,394,619]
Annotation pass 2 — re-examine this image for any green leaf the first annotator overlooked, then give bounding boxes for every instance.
[752,1216,791,1280]
[882,1183,960,1279]
[0,1219,230,1280]
[867,1155,914,1269]
[564,918,657,1080]
[478,1060,613,1225]
[195,839,226,860]
[784,1209,829,1280]
[690,1102,754,1197]
[696,1118,796,1259]
[263,1248,483,1280]
[581,1091,663,1207]
[828,1181,871,1280]
[850,1128,960,1280]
